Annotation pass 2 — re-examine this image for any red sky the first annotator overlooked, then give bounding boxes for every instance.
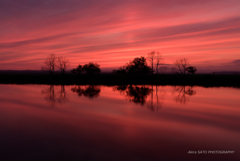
[0,0,240,72]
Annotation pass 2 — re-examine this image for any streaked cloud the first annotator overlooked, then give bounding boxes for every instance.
[0,0,240,72]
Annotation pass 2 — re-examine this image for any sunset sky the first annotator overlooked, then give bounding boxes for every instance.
[1,0,240,72]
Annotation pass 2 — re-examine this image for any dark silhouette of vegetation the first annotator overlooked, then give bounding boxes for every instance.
[172,58,197,75]
[42,54,69,75]
[2,51,240,87]
[71,65,83,74]
[41,54,57,74]
[147,51,155,74]
[172,58,190,75]
[1,72,240,87]
[125,57,152,74]
[172,86,196,104]
[83,62,101,74]
[113,53,164,75]
[147,51,164,74]
[57,56,70,75]
[155,52,164,74]
[41,85,69,107]
[113,67,127,74]
[71,85,101,99]
[186,66,197,74]
[71,63,101,74]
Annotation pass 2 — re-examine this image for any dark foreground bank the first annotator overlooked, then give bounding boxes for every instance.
[0,73,240,87]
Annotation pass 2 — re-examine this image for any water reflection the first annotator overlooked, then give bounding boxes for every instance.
[41,85,197,109]
[126,85,152,105]
[71,85,101,99]
[146,85,166,111]
[172,86,196,104]
[41,85,69,107]
[113,85,166,111]
[1,85,240,161]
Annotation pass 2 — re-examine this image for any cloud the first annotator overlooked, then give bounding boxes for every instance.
[0,0,240,70]
[231,59,240,65]
[0,32,78,49]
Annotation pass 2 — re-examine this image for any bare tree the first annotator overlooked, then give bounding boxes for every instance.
[172,58,190,75]
[57,56,70,75]
[41,54,57,74]
[155,52,164,74]
[147,51,156,74]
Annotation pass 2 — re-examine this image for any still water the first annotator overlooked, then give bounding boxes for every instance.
[0,85,239,161]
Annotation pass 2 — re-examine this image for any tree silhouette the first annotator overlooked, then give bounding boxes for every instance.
[186,66,197,74]
[57,56,70,75]
[147,51,156,74]
[147,51,164,74]
[155,53,164,74]
[172,58,190,75]
[71,65,83,75]
[41,54,57,74]
[82,62,101,74]
[125,57,152,74]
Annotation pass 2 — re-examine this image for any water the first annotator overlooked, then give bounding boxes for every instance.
[0,85,239,161]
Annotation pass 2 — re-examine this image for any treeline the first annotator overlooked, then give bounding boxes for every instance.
[41,51,197,75]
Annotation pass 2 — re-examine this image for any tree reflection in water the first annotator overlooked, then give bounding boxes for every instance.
[41,85,69,107]
[71,85,101,99]
[146,85,166,111]
[113,85,166,111]
[126,85,152,105]
[172,86,196,104]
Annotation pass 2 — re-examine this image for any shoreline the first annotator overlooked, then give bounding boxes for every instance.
[0,73,240,87]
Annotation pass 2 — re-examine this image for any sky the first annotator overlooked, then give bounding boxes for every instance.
[0,0,240,72]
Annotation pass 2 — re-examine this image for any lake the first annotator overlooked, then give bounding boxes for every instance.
[0,85,239,161]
